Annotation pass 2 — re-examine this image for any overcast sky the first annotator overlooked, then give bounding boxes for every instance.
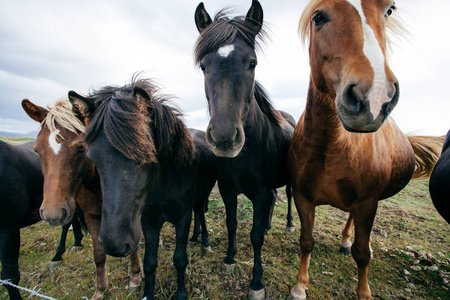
[1,0,449,136]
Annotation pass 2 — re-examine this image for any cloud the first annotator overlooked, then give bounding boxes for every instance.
[0,0,449,136]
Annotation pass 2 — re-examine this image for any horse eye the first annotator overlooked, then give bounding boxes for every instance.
[77,145,86,154]
[312,12,328,26]
[385,5,395,17]
[249,60,257,69]
[199,64,206,72]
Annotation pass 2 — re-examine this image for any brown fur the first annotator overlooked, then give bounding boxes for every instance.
[287,1,438,300]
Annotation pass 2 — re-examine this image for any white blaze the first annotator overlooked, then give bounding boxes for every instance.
[346,0,390,118]
[49,129,61,155]
[217,44,235,57]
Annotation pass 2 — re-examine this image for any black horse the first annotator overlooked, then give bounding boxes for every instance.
[194,1,295,298]
[429,130,450,223]
[0,140,85,299]
[69,78,216,300]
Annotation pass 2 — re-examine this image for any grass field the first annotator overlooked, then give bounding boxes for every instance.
[3,178,449,299]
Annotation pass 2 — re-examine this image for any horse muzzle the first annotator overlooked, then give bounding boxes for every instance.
[206,124,245,158]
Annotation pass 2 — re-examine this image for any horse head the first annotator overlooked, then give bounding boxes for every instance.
[195,0,264,157]
[69,84,160,257]
[300,0,401,132]
[22,98,88,226]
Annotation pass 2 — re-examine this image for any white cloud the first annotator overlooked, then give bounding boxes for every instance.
[0,0,448,136]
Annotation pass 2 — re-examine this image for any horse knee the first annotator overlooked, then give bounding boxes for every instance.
[300,236,314,254]
[351,244,371,267]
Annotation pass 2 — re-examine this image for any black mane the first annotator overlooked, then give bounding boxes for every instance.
[253,81,284,127]
[85,78,195,165]
[194,8,267,64]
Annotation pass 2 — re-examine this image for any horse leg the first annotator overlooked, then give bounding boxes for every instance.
[264,189,277,235]
[142,222,163,300]
[352,201,378,300]
[248,190,273,300]
[128,249,143,292]
[339,214,354,255]
[0,228,22,300]
[289,197,316,300]
[198,199,211,252]
[218,184,238,273]
[189,206,201,246]
[85,214,108,300]
[286,184,295,233]
[173,213,192,300]
[49,223,70,270]
[71,214,84,252]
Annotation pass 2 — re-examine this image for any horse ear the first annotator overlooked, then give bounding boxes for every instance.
[68,91,95,122]
[133,87,152,114]
[195,2,212,33]
[21,99,48,123]
[245,0,263,34]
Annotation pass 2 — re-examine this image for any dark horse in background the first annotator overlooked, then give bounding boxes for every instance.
[287,1,441,299]
[22,98,143,300]
[0,139,85,300]
[68,78,216,300]
[194,1,294,298]
[430,130,450,223]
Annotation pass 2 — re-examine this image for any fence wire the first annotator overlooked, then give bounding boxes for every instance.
[0,279,89,300]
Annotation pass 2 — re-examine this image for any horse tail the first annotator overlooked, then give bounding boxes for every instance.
[408,135,444,179]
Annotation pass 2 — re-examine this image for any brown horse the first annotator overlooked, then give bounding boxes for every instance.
[287,1,441,299]
[22,99,142,300]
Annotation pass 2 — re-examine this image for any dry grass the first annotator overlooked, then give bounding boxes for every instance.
[2,179,450,299]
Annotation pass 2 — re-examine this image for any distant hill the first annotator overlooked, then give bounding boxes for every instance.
[0,131,38,138]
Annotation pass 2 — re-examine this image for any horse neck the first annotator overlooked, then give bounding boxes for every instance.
[302,84,349,146]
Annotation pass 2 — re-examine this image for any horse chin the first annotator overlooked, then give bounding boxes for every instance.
[337,110,385,133]
[210,145,243,158]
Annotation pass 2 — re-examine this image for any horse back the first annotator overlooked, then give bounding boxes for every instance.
[0,140,43,228]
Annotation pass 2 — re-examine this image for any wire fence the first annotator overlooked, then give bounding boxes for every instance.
[0,279,89,300]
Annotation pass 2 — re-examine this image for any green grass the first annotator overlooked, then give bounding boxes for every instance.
[2,179,450,299]
[0,135,34,144]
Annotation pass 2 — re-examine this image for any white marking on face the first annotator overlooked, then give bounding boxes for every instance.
[217,44,235,58]
[346,0,390,118]
[49,130,61,155]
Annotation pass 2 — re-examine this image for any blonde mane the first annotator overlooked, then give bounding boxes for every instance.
[43,98,86,138]
[298,0,407,50]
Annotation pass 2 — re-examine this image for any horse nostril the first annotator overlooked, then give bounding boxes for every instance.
[206,127,217,148]
[343,84,363,113]
[39,208,45,220]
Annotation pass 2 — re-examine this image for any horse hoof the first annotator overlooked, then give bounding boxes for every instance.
[248,288,265,300]
[223,263,236,273]
[285,226,295,233]
[71,245,83,252]
[48,261,62,270]
[202,245,212,253]
[338,246,352,256]
[189,241,198,247]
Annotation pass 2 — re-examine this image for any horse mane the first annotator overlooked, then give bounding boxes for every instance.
[85,78,195,166]
[254,81,284,127]
[43,99,86,138]
[298,0,407,50]
[194,8,267,64]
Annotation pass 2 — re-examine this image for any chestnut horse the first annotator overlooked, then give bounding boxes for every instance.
[194,1,295,298]
[22,99,142,300]
[288,1,441,299]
